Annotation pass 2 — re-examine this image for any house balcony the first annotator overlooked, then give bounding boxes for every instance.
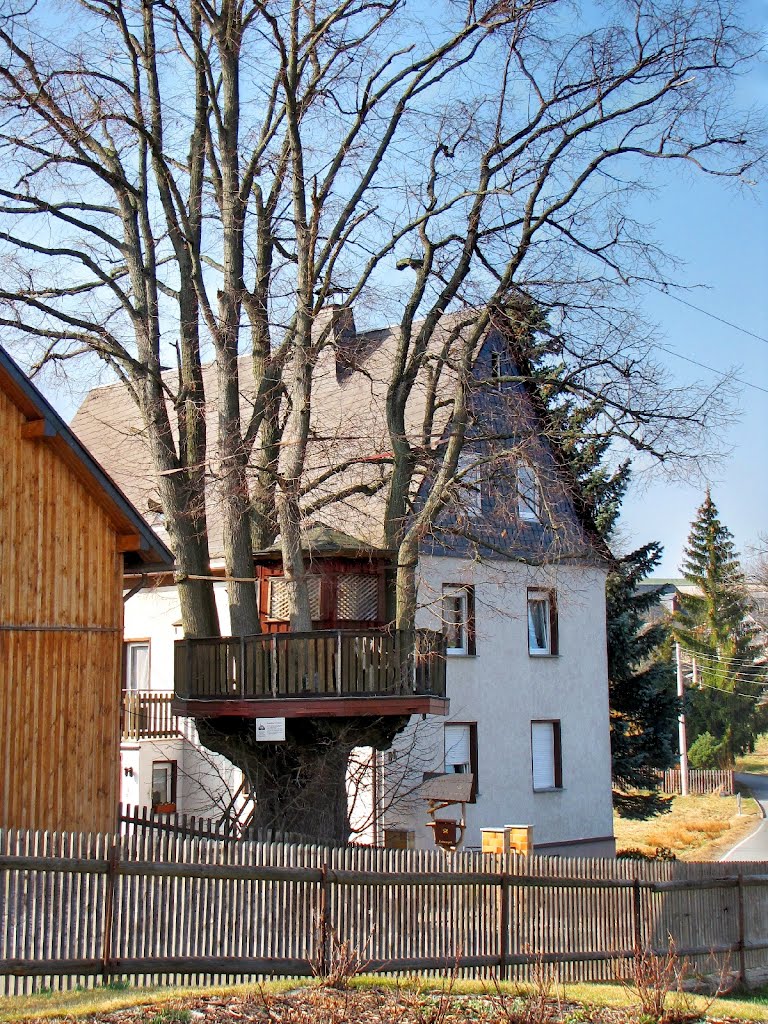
[121,690,188,742]
[172,628,449,719]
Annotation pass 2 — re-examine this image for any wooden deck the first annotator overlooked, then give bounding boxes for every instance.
[173,629,448,719]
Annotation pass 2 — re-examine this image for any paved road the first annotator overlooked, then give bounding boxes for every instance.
[720,773,768,861]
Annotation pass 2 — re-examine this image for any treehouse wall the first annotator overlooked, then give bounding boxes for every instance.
[0,385,124,834]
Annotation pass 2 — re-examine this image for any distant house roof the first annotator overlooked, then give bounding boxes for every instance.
[0,345,174,569]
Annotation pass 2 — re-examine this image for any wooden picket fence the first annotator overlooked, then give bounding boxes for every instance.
[661,769,736,796]
[1,827,768,995]
[119,804,308,844]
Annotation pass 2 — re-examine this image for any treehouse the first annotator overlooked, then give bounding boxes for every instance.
[173,526,448,721]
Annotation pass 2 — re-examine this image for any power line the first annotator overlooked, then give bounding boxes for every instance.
[654,288,768,348]
[652,342,768,396]
[679,647,766,669]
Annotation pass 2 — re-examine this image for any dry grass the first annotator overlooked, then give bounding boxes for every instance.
[613,792,760,860]
[2,977,768,1024]
[736,735,768,775]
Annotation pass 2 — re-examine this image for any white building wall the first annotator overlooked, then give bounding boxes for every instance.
[121,581,243,820]
[382,556,615,856]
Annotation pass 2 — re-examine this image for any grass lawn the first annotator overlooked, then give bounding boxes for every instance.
[613,792,761,860]
[736,735,768,775]
[3,977,768,1023]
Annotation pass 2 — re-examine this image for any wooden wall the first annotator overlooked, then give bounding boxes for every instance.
[0,386,123,833]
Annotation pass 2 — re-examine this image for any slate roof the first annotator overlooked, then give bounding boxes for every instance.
[72,314,606,567]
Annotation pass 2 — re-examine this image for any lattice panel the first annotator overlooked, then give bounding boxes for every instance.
[337,574,379,621]
[268,576,321,620]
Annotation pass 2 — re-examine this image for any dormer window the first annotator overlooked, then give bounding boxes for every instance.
[456,453,483,518]
[491,351,503,389]
[517,464,542,522]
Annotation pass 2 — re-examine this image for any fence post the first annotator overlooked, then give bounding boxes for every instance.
[499,873,510,981]
[318,861,332,976]
[737,873,746,985]
[101,839,120,986]
[632,876,643,953]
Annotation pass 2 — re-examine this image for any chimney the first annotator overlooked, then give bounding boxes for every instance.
[312,303,356,348]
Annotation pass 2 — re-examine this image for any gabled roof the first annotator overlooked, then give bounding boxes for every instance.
[72,313,606,566]
[0,345,173,569]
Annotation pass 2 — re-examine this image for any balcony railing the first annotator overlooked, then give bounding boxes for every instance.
[174,629,446,703]
[122,691,183,741]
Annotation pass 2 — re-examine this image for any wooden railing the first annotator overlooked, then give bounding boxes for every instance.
[121,691,182,741]
[174,628,446,702]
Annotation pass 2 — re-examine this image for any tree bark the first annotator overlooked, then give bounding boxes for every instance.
[196,715,409,842]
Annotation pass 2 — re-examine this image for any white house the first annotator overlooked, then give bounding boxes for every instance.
[73,312,615,855]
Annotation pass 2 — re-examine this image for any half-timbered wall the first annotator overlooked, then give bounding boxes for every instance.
[0,386,123,833]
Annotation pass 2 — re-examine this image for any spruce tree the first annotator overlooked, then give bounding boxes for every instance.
[674,492,767,765]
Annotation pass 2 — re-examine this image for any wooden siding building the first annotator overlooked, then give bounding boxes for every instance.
[0,347,173,834]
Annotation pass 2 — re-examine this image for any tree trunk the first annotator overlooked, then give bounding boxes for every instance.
[196,715,410,842]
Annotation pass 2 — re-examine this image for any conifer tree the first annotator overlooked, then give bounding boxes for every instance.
[674,492,767,765]
[532,367,678,817]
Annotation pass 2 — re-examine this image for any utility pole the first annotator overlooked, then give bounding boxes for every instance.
[676,642,689,797]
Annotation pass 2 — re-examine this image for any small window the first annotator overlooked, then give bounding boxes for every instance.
[444,722,478,801]
[456,453,483,518]
[337,574,379,621]
[442,584,476,656]
[151,760,177,810]
[491,351,503,389]
[268,575,321,620]
[517,465,542,522]
[125,641,150,691]
[527,589,558,656]
[531,721,562,791]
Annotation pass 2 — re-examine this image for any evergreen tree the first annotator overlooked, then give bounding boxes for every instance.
[674,492,767,765]
[530,363,679,817]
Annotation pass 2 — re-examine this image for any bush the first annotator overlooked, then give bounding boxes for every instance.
[688,732,726,769]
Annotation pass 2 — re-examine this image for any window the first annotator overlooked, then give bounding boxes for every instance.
[151,760,177,809]
[456,453,483,518]
[490,351,503,389]
[442,584,476,656]
[268,575,321,620]
[337,574,379,621]
[517,464,542,522]
[124,641,150,691]
[444,722,478,801]
[527,588,558,656]
[531,721,562,791]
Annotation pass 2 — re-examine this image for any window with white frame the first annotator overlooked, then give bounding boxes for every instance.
[151,759,177,809]
[527,589,558,656]
[124,641,150,691]
[517,464,543,522]
[444,722,478,801]
[456,453,483,518]
[531,721,562,791]
[442,584,476,656]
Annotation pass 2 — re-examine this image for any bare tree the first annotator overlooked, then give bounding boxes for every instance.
[0,0,761,837]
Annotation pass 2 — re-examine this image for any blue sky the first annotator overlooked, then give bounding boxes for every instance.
[617,23,768,578]
[619,179,768,577]
[22,0,767,579]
